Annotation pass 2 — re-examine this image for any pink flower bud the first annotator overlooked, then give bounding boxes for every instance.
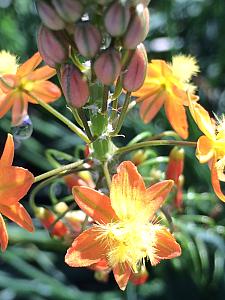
[123,6,150,49]
[60,64,89,108]
[74,23,102,58]
[36,0,65,30]
[122,43,147,92]
[94,49,121,85]
[104,1,130,36]
[37,25,69,68]
[52,0,83,23]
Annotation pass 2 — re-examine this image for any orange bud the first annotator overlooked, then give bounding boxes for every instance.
[64,170,95,189]
[104,1,130,36]
[60,64,89,108]
[52,0,83,23]
[36,0,65,30]
[122,43,147,92]
[37,25,69,68]
[94,48,121,85]
[74,22,102,58]
[175,175,184,209]
[123,6,150,49]
[64,210,92,234]
[166,147,184,184]
[131,149,148,166]
[130,266,149,285]
[94,270,110,283]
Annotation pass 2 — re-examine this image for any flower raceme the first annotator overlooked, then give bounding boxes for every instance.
[133,55,199,139]
[65,161,181,290]
[0,51,61,126]
[0,134,34,251]
[188,100,225,202]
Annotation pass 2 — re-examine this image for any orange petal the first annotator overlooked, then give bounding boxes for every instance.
[28,65,56,81]
[89,259,109,271]
[0,166,34,206]
[188,100,215,138]
[133,86,161,102]
[0,214,8,251]
[0,93,14,118]
[196,135,214,163]
[0,203,34,232]
[72,186,117,224]
[150,225,181,266]
[0,74,17,93]
[110,161,146,219]
[30,81,61,103]
[139,92,165,123]
[146,180,174,220]
[164,96,188,139]
[17,52,42,77]
[11,95,28,126]
[113,263,131,291]
[0,134,14,167]
[65,227,107,267]
[211,156,225,202]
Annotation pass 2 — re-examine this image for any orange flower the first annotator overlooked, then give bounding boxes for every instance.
[0,134,34,251]
[65,161,181,290]
[133,55,199,139]
[0,51,61,126]
[189,100,225,202]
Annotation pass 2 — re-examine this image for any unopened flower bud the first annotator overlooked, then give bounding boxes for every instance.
[36,0,65,30]
[52,0,83,23]
[131,149,148,165]
[104,1,130,37]
[123,6,150,49]
[130,266,149,285]
[122,43,147,92]
[94,49,121,85]
[74,23,102,58]
[166,147,184,184]
[60,64,89,108]
[37,25,69,68]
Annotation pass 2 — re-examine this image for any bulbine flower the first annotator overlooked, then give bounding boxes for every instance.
[0,51,61,126]
[189,100,225,202]
[133,55,199,139]
[65,161,181,290]
[0,134,34,251]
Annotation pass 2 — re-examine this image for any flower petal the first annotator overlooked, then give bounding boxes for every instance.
[0,134,14,167]
[0,93,14,118]
[110,161,146,220]
[0,203,34,232]
[113,263,131,291]
[73,186,117,224]
[196,135,214,163]
[139,92,165,123]
[164,95,188,139]
[0,74,17,92]
[11,95,28,126]
[146,180,174,220]
[0,214,8,252]
[211,156,225,202]
[17,52,42,77]
[150,225,181,266]
[27,65,56,81]
[29,81,61,103]
[0,166,34,206]
[65,227,107,267]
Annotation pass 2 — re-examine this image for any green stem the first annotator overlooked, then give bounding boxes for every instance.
[103,161,111,189]
[101,85,109,114]
[77,108,94,141]
[34,160,84,183]
[71,107,84,127]
[115,140,196,155]
[25,91,90,144]
[148,130,180,141]
[111,91,131,136]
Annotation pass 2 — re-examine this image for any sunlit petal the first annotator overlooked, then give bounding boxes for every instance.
[113,263,131,291]
[0,214,8,252]
[0,134,14,167]
[17,52,42,77]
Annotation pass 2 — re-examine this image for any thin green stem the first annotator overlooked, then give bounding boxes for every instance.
[34,160,84,183]
[101,85,109,114]
[70,107,84,127]
[77,108,94,141]
[148,130,180,141]
[25,91,90,144]
[111,91,131,136]
[115,140,197,155]
[103,161,111,189]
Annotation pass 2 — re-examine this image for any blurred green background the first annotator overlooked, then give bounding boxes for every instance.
[1,0,225,299]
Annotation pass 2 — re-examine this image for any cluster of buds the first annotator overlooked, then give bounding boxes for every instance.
[36,0,150,110]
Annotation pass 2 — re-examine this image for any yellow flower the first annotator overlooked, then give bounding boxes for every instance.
[0,50,18,75]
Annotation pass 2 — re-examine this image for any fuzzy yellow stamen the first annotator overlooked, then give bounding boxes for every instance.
[0,50,18,75]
